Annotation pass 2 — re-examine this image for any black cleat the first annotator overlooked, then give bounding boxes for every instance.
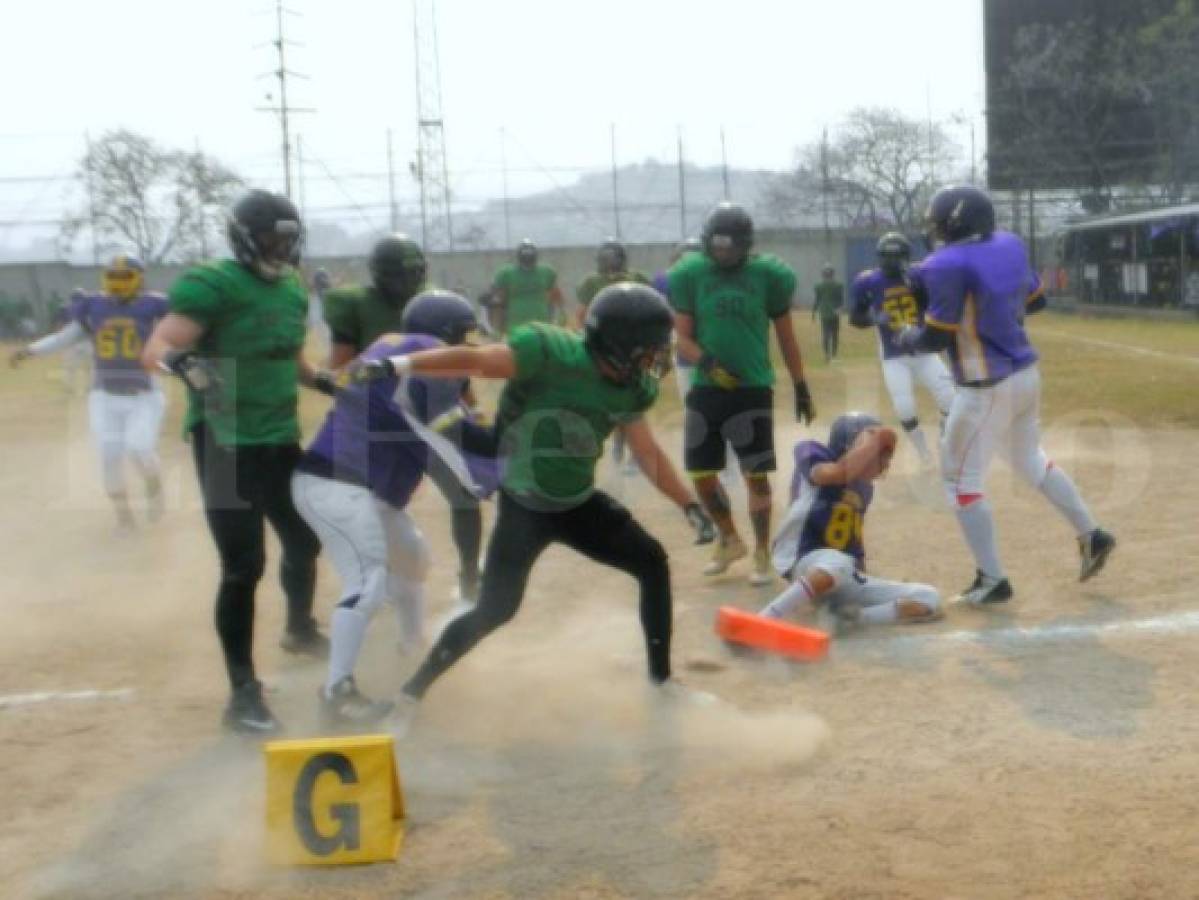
[1079,528,1116,582]
[319,676,394,728]
[954,570,1013,606]
[223,681,281,735]
[280,626,330,659]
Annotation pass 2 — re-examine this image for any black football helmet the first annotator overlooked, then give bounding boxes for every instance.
[596,238,627,274]
[828,412,882,459]
[925,185,995,245]
[876,232,911,277]
[583,283,674,385]
[370,233,427,303]
[702,202,753,269]
[401,289,480,346]
[227,189,303,282]
[516,238,538,267]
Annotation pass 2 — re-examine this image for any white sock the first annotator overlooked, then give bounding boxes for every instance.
[955,499,1005,579]
[907,426,932,463]
[761,576,814,619]
[1039,465,1097,537]
[327,605,370,693]
[860,601,899,625]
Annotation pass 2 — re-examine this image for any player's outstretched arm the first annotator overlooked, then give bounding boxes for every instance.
[354,343,516,383]
[623,418,716,543]
[9,320,88,366]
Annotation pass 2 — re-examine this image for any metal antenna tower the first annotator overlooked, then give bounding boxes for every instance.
[412,0,454,251]
[255,0,314,198]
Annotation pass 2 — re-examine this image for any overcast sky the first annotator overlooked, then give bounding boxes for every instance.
[1,0,985,236]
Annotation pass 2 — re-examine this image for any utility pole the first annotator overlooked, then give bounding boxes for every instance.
[610,123,621,238]
[83,131,100,264]
[296,133,306,220]
[387,129,398,231]
[720,127,731,200]
[255,0,314,198]
[676,127,687,240]
[412,0,454,252]
[500,127,511,248]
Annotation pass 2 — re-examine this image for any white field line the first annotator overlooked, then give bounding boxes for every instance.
[1039,329,1199,366]
[0,688,134,710]
[847,608,1199,653]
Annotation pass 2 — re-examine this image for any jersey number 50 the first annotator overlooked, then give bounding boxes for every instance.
[95,324,142,360]
[824,501,863,550]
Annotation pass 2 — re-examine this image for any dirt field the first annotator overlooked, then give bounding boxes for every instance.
[2,312,1198,899]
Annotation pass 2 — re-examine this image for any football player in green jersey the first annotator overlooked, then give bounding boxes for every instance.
[574,238,651,328]
[322,233,488,605]
[490,239,564,334]
[351,283,717,731]
[143,189,333,735]
[669,202,815,587]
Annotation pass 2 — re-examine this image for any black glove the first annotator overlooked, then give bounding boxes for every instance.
[311,369,339,397]
[793,378,814,425]
[684,502,717,545]
[162,350,223,404]
[697,352,740,389]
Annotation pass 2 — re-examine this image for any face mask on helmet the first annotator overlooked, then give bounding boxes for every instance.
[102,255,145,300]
[516,242,537,267]
[597,244,626,274]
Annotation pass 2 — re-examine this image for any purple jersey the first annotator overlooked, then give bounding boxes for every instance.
[773,441,874,575]
[300,334,494,509]
[920,231,1042,385]
[73,292,168,393]
[850,268,931,360]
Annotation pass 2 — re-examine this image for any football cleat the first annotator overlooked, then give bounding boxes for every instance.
[703,533,748,576]
[1079,528,1116,582]
[954,571,1013,606]
[223,681,281,735]
[320,677,394,728]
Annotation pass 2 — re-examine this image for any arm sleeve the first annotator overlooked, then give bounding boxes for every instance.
[666,265,694,315]
[322,289,360,347]
[767,260,798,318]
[29,320,87,355]
[848,275,875,328]
[168,269,225,328]
[507,325,550,381]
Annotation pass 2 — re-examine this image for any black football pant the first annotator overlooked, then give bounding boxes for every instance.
[425,450,483,584]
[820,316,840,360]
[402,489,673,699]
[191,424,321,691]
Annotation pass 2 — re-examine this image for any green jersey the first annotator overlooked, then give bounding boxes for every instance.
[168,259,308,446]
[492,263,558,331]
[667,253,796,389]
[496,324,657,507]
[813,280,844,320]
[324,284,414,349]
[576,270,650,310]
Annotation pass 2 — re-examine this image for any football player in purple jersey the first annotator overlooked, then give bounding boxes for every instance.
[895,186,1115,605]
[11,255,167,528]
[293,289,498,727]
[759,412,942,628]
[850,233,955,468]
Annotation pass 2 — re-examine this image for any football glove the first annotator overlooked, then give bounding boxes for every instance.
[793,379,815,425]
[161,350,223,403]
[684,502,717,545]
[698,352,740,390]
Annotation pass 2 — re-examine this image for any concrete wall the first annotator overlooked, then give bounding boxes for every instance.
[0,229,869,332]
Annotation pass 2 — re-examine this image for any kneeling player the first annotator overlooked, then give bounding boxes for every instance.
[760,413,942,628]
[353,283,717,731]
[292,290,496,726]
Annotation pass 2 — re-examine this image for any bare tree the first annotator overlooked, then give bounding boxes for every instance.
[62,129,244,263]
[765,107,961,232]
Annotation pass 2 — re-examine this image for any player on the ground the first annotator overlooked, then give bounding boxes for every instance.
[575,238,651,327]
[895,185,1116,605]
[670,202,814,586]
[490,239,564,335]
[850,233,955,467]
[759,412,942,628]
[352,283,717,732]
[11,255,167,529]
[294,290,497,727]
[812,264,843,364]
[326,234,488,605]
[143,188,331,734]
